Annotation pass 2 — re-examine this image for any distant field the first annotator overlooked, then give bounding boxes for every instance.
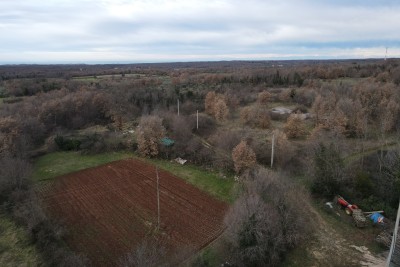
[41,159,228,266]
[72,73,150,81]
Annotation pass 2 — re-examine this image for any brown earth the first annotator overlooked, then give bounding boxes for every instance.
[41,158,228,266]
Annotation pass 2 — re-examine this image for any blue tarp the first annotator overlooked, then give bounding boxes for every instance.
[370,212,384,223]
[161,137,175,147]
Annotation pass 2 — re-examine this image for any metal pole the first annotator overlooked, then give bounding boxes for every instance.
[156,166,160,230]
[271,133,275,168]
[387,197,400,267]
[197,110,199,130]
[177,99,180,116]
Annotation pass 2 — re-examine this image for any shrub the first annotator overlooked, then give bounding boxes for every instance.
[54,136,81,151]
[311,143,347,198]
[224,168,313,267]
[284,113,306,139]
[240,105,271,129]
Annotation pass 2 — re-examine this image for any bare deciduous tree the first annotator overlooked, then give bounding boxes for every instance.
[119,238,167,267]
[224,168,313,267]
[272,129,294,168]
[0,155,31,199]
[240,105,271,129]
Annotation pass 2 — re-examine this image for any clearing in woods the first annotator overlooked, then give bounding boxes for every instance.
[41,158,228,266]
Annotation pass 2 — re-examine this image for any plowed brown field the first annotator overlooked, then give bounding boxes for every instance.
[42,158,228,266]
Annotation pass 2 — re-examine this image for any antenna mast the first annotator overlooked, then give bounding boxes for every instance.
[385,47,388,61]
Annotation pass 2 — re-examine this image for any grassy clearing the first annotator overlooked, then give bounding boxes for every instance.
[32,151,134,182]
[0,214,43,266]
[145,158,236,203]
[32,151,236,203]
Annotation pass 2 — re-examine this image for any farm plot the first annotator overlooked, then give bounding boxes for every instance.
[41,159,228,266]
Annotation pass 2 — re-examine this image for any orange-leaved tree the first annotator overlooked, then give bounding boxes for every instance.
[137,115,165,157]
[232,140,257,174]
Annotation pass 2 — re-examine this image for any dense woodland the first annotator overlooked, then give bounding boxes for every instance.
[1,59,400,266]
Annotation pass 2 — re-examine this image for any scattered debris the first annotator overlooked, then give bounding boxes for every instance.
[368,212,385,224]
[352,209,367,228]
[336,195,367,228]
[174,157,187,165]
[376,230,392,248]
[294,113,312,120]
[325,202,333,209]
[271,107,292,115]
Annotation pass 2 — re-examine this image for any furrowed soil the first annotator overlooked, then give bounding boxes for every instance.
[41,158,228,266]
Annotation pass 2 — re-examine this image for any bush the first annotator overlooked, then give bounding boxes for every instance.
[311,143,347,198]
[240,105,271,129]
[224,168,313,267]
[54,136,81,151]
[283,113,306,139]
[0,156,31,203]
[354,171,374,197]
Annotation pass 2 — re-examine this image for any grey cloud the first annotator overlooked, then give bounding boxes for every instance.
[0,0,399,62]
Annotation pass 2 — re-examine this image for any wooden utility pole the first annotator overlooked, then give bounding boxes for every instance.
[196,110,199,130]
[386,197,400,267]
[271,133,275,168]
[156,166,160,230]
[177,99,180,116]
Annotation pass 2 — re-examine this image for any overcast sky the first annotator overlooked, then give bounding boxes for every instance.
[1,0,399,63]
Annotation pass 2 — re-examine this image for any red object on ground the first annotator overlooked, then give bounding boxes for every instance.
[41,159,228,266]
[337,196,358,211]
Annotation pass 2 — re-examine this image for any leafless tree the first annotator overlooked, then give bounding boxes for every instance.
[240,105,271,129]
[0,155,31,198]
[119,238,167,267]
[224,168,313,267]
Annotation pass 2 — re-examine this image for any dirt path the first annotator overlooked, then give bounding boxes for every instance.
[306,203,387,267]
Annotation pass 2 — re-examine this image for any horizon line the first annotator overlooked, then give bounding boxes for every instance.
[0,57,395,66]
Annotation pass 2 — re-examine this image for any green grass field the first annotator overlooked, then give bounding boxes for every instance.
[32,151,134,182]
[32,151,236,203]
[0,215,43,266]
[145,158,236,203]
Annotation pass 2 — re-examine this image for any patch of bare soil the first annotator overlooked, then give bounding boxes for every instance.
[306,203,387,266]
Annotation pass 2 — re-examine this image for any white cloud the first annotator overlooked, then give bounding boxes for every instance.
[0,0,399,62]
